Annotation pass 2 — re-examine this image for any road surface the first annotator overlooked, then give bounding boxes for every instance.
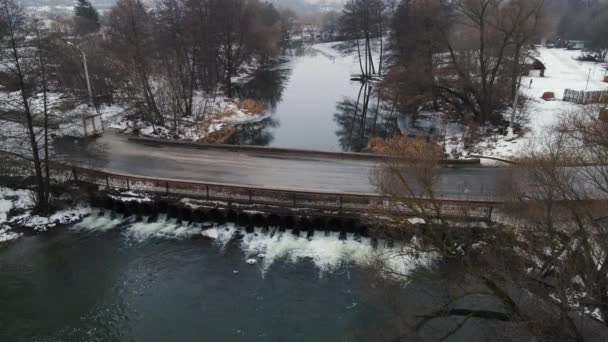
[56,131,504,198]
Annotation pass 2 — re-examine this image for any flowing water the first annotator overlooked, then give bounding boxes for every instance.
[0,212,427,342]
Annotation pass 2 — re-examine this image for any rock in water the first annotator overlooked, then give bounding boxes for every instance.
[246,259,257,265]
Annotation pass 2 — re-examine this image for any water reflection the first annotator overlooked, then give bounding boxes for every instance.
[334,82,399,152]
[231,42,402,152]
[235,62,292,112]
[227,118,278,146]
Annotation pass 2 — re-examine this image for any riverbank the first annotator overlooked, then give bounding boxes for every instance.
[0,187,90,243]
[103,96,270,144]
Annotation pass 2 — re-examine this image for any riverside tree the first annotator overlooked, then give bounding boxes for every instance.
[368,109,608,339]
[96,0,286,136]
[339,0,387,78]
[503,106,608,331]
[386,0,545,125]
[73,0,101,36]
[0,0,59,214]
[107,0,163,126]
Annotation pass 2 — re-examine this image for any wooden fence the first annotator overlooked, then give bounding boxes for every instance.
[563,89,608,104]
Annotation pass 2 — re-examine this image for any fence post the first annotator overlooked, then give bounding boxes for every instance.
[339,196,343,211]
[73,168,78,182]
[206,185,210,200]
[249,189,252,204]
[105,175,109,189]
[292,193,297,208]
[127,178,130,191]
[166,182,169,194]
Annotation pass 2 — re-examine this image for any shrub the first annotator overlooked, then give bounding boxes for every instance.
[238,99,265,114]
[368,135,443,161]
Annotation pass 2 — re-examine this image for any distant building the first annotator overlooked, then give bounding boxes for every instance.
[524,57,546,77]
[567,40,588,50]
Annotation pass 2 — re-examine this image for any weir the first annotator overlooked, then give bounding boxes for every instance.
[93,194,371,235]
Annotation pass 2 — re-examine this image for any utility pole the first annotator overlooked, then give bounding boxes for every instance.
[585,68,592,93]
[68,42,98,114]
[509,52,530,138]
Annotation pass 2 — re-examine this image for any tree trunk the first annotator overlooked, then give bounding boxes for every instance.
[5,5,47,213]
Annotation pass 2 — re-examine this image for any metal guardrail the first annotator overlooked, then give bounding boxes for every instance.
[65,166,499,221]
[0,149,498,220]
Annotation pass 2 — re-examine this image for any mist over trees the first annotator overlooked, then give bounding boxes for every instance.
[552,0,608,60]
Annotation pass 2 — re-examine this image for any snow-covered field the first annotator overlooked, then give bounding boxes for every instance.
[468,47,608,161]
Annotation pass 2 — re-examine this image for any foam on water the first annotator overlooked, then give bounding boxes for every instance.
[125,214,202,242]
[73,212,125,232]
[77,212,434,276]
[238,228,374,273]
[202,223,240,247]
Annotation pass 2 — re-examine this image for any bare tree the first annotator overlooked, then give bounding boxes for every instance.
[388,0,544,125]
[502,106,608,331]
[0,0,56,214]
[107,0,163,125]
[339,0,386,78]
[368,131,608,340]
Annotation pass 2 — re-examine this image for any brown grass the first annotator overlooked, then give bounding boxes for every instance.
[368,135,443,161]
[238,99,265,114]
[199,125,237,144]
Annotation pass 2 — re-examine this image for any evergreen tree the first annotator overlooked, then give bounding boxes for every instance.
[74,0,100,36]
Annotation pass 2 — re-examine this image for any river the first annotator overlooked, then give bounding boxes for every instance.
[233,42,401,152]
[0,212,428,342]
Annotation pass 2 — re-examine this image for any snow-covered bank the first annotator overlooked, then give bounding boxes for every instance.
[0,187,90,243]
[104,96,270,143]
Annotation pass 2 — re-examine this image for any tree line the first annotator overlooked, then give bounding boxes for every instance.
[0,0,293,213]
[71,0,290,126]
[382,0,547,126]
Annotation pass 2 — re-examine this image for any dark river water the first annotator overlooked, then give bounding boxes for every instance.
[0,211,512,341]
[233,42,401,152]
[0,212,407,342]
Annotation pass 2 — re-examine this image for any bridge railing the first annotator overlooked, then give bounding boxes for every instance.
[64,166,499,221]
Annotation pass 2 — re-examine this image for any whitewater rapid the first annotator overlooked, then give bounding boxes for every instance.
[73,211,433,276]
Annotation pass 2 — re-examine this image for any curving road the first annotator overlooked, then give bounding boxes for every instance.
[56,131,505,199]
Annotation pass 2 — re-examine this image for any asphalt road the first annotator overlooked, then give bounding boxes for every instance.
[56,131,505,198]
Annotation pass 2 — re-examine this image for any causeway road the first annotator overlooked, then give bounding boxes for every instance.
[56,131,505,199]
